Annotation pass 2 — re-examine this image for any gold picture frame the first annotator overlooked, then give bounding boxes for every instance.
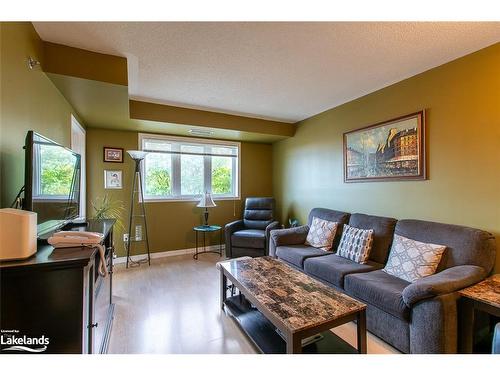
[343,111,426,182]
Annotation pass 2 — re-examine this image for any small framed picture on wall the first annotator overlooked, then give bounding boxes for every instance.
[103,147,124,163]
[104,170,123,189]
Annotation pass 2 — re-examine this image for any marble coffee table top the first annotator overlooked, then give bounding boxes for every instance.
[221,256,366,333]
[459,274,500,309]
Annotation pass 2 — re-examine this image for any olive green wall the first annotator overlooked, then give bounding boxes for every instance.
[273,43,500,272]
[86,128,273,257]
[0,22,83,207]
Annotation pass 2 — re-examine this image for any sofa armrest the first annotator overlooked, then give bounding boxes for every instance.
[264,221,281,255]
[269,225,309,257]
[402,265,486,307]
[265,221,281,239]
[410,292,460,353]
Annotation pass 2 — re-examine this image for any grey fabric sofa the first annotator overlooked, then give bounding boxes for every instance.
[225,197,280,258]
[493,323,500,354]
[269,208,497,354]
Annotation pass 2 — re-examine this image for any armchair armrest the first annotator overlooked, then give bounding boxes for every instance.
[225,219,244,235]
[269,225,310,257]
[264,221,281,255]
[224,220,245,257]
[402,265,486,307]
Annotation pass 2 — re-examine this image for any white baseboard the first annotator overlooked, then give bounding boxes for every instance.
[114,244,225,264]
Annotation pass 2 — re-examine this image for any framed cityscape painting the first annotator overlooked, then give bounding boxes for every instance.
[343,111,426,182]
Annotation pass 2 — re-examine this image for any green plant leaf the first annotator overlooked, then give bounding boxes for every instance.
[90,194,125,232]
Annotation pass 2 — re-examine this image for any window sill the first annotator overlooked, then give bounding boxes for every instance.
[33,197,74,202]
[143,196,241,203]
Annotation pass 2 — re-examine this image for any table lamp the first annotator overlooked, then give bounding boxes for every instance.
[197,192,216,226]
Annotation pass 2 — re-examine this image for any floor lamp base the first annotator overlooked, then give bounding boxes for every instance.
[125,158,151,269]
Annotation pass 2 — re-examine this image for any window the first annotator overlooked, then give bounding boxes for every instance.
[33,142,78,199]
[139,133,240,201]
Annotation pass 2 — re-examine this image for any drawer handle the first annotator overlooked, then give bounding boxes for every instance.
[88,322,98,328]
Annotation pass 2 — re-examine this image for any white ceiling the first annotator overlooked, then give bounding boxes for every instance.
[34,22,500,123]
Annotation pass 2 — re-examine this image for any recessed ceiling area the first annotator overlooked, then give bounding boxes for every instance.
[48,73,287,143]
[34,22,500,123]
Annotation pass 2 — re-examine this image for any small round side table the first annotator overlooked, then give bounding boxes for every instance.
[193,225,223,260]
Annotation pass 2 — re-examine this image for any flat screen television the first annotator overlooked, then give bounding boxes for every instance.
[23,131,81,237]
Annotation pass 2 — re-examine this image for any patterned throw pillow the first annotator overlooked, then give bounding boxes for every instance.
[304,217,338,251]
[337,224,374,264]
[383,234,446,283]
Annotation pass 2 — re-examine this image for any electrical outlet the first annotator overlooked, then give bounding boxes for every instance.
[135,225,142,241]
[123,233,129,242]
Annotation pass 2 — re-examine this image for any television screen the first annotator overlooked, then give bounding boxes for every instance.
[23,131,81,237]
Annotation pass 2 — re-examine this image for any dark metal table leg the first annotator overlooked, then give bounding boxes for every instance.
[286,332,302,354]
[219,228,223,257]
[193,228,223,259]
[193,230,198,260]
[357,309,367,354]
[459,298,475,353]
[220,270,227,309]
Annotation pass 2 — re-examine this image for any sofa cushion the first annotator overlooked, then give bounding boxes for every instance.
[383,234,446,283]
[276,245,328,269]
[304,254,383,288]
[348,213,397,264]
[337,224,374,264]
[307,208,350,250]
[231,229,265,249]
[344,270,411,321]
[305,217,338,250]
[395,219,496,273]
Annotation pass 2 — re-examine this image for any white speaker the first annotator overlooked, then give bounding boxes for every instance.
[0,208,37,261]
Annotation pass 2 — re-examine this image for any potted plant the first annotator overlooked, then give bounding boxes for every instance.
[90,194,125,232]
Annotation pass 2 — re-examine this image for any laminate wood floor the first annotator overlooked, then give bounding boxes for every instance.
[108,253,399,354]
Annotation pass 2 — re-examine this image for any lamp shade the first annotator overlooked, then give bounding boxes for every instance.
[127,150,148,160]
[197,192,216,208]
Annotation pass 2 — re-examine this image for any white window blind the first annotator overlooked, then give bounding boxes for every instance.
[139,133,240,201]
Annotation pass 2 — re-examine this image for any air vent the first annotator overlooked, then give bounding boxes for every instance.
[188,128,214,137]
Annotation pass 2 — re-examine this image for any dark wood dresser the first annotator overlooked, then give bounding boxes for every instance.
[0,219,115,354]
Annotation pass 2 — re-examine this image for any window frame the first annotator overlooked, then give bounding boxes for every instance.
[71,115,86,219]
[138,133,241,202]
[32,140,80,201]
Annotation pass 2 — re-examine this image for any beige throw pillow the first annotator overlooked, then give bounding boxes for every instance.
[305,217,338,251]
[337,224,374,264]
[383,234,446,283]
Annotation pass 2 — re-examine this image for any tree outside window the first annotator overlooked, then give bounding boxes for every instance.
[141,135,239,200]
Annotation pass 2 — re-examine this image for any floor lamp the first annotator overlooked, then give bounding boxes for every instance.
[125,150,151,268]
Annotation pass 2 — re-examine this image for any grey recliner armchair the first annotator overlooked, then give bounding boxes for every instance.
[224,197,280,258]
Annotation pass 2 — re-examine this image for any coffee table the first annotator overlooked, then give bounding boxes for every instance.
[219,256,367,354]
